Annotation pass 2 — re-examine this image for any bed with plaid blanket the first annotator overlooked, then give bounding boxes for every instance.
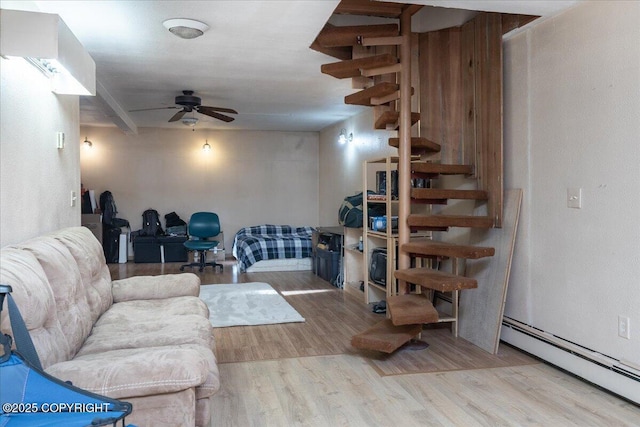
[232,225,315,272]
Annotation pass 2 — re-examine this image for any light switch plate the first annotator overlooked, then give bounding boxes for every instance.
[56,132,65,149]
[567,188,582,209]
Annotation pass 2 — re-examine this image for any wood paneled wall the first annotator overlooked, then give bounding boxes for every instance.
[418,12,504,227]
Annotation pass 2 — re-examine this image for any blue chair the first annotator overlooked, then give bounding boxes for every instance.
[180,212,223,272]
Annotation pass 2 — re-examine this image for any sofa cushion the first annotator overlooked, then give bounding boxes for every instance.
[51,227,113,322]
[112,273,200,302]
[94,296,210,325]
[46,344,216,399]
[76,314,214,357]
[16,236,94,358]
[0,248,71,367]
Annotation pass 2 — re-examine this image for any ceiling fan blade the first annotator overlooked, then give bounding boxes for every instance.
[129,106,180,112]
[198,110,235,123]
[198,105,238,115]
[168,109,188,122]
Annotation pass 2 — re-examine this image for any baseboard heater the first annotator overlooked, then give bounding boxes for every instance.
[501,316,640,404]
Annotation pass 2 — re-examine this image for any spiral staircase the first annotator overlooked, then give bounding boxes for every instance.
[311,0,525,353]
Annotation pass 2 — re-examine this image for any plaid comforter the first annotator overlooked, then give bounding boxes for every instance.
[232,225,315,271]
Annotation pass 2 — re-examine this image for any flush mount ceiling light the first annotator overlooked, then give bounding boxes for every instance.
[162,18,209,39]
[182,117,199,127]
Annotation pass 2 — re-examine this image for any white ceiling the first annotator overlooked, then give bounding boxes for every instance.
[2,0,579,133]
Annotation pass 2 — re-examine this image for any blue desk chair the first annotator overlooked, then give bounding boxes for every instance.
[180,212,223,272]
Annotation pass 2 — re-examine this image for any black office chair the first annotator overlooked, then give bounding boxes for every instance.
[180,212,223,273]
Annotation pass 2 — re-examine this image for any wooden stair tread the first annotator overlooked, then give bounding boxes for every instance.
[411,188,489,202]
[334,0,406,19]
[315,23,398,48]
[374,111,420,130]
[411,163,474,176]
[309,41,351,61]
[408,214,495,229]
[394,268,478,292]
[321,54,397,79]
[351,319,422,353]
[387,294,439,326]
[345,82,399,106]
[401,238,495,259]
[389,137,440,154]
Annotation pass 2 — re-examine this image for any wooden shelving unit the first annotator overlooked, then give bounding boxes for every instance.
[362,157,430,305]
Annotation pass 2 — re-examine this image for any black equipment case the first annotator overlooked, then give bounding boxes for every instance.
[369,247,387,286]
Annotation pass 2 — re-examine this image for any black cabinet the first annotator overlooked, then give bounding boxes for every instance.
[133,236,188,263]
[313,227,344,288]
[315,248,341,286]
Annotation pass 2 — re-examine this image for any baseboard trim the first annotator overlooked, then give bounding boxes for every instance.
[501,317,640,404]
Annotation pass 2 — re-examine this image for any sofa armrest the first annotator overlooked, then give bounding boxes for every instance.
[46,345,215,399]
[111,273,200,303]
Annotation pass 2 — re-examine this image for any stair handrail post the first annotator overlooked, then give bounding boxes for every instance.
[397,7,412,294]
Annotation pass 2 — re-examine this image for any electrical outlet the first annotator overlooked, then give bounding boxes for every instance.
[70,190,77,207]
[618,316,631,339]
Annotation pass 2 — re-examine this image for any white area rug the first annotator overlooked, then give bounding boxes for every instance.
[199,282,305,328]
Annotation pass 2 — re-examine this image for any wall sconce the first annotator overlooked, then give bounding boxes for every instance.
[83,136,93,149]
[338,128,353,144]
[202,140,211,152]
[0,9,96,96]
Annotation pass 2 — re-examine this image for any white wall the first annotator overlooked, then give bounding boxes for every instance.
[318,109,397,226]
[503,1,640,366]
[80,127,319,250]
[0,56,81,247]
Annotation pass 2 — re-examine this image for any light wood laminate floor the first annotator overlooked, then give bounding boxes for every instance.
[109,261,640,426]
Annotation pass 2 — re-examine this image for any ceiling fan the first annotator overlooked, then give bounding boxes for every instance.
[130,90,237,123]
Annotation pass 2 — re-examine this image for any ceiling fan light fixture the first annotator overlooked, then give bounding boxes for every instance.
[162,18,209,39]
[182,117,199,127]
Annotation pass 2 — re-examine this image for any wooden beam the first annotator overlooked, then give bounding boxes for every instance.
[397,8,412,293]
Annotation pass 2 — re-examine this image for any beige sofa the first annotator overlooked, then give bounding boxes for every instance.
[0,227,219,427]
